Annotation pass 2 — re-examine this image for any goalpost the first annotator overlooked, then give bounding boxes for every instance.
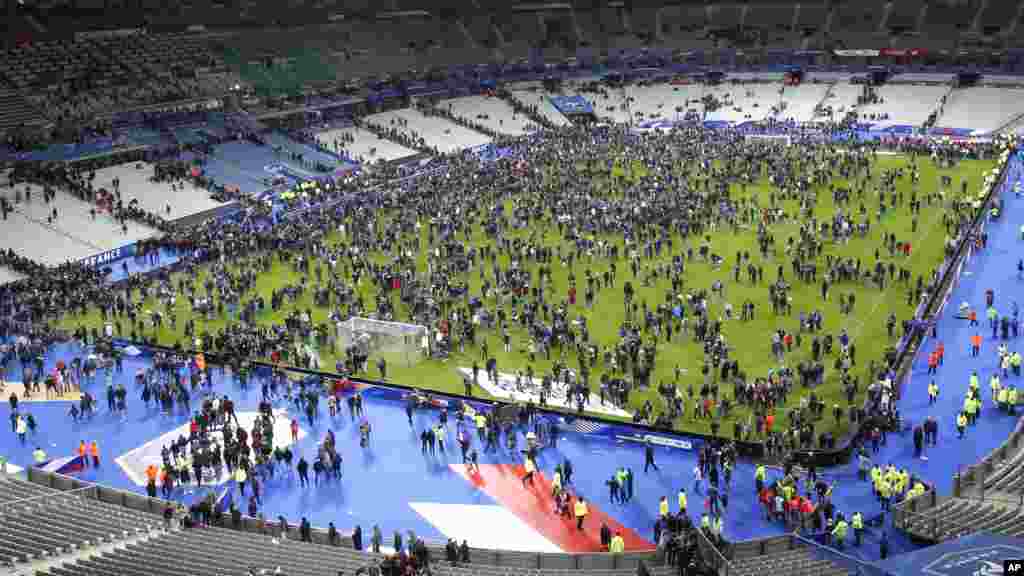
[337,317,429,368]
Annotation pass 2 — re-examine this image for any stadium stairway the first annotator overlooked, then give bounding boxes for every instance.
[35,520,676,576]
[0,89,42,133]
[0,476,166,572]
[727,536,850,576]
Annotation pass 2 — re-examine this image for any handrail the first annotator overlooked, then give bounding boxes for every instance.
[788,532,893,576]
[694,524,739,576]
[960,416,1024,488]
[955,491,1024,508]
[994,111,1024,135]
[0,483,98,511]
[24,467,657,570]
[892,505,982,542]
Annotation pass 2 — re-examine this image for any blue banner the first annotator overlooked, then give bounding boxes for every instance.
[80,243,137,268]
[549,95,594,116]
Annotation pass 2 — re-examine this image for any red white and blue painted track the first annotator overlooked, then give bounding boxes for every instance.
[0,152,1022,559]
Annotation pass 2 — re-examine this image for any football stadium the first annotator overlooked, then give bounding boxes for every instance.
[1,1,1024,575]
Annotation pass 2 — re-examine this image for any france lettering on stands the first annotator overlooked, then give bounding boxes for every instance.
[1007,559,1024,575]
[81,245,133,268]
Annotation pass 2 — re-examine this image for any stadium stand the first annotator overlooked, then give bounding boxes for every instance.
[964,418,1024,495]
[462,12,497,50]
[4,6,1024,576]
[727,537,851,576]
[506,90,573,127]
[978,0,1020,36]
[896,496,1024,542]
[587,87,633,124]
[0,89,41,133]
[778,83,831,123]
[854,84,949,127]
[440,96,538,137]
[814,81,863,122]
[935,87,1024,135]
[744,3,796,38]
[704,82,785,123]
[0,210,101,266]
[656,4,710,47]
[0,476,162,565]
[884,0,924,34]
[0,267,26,286]
[624,83,704,124]
[501,13,545,58]
[90,163,228,221]
[795,2,827,45]
[831,0,885,46]
[2,33,225,123]
[315,125,419,164]
[363,108,493,154]
[11,184,155,251]
[923,1,976,47]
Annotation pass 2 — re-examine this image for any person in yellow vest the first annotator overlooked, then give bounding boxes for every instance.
[962,395,975,425]
[610,532,625,553]
[234,466,247,495]
[755,464,767,493]
[1009,387,1018,415]
[701,513,711,532]
[659,496,669,518]
[475,413,487,440]
[710,514,723,544]
[927,380,939,404]
[971,396,982,423]
[969,372,979,393]
[991,374,1001,400]
[782,483,794,502]
[871,466,882,497]
[574,496,588,531]
[879,479,892,511]
[33,446,47,465]
[678,488,687,514]
[851,512,864,546]
[551,467,562,497]
[832,517,849,549]
[998,387,1009,411]
[957,411,968,438]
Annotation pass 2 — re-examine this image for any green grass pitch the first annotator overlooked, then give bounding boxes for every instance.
[55,152,994,440]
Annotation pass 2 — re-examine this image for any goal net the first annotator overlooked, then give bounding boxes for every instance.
[744,133,792,146]
[337,317,429,368]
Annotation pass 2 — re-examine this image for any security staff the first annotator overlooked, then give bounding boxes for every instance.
[574,497,588,530]
[851,512,864,546]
